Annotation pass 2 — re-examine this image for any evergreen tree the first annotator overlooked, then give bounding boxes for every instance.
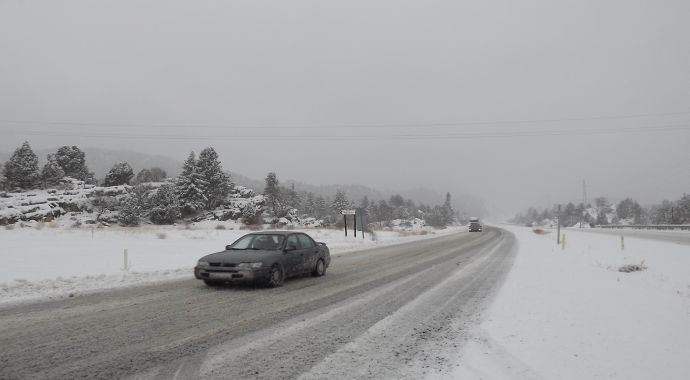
[425,205,447,227]
[377,199,393,222]
[134,169,154,184]
[175,152,208,216]
[303,192,316,216]
[54,146,93,182]
[314,196,327,218]
[197,147,231,209]
[41,154,65,187]
[366,200,378,223]
[149,183,180,224]
[4,141,40,189]
[596,211,609,225]
[134,167,168,184]
[332,191,350,214]
[281,183,301,212]
[0,166,7,191]
[677,194,690,224]
[359,196,370,211]
[103,162,134,186]
[264,172,283,216]
[441,192,455,225]
[118,196,142,226]
[616,198,645,223]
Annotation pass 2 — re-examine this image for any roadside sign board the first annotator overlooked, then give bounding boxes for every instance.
[340,210,356,215]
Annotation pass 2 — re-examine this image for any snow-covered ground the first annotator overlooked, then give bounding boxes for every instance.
[0,221,462,306]
[442,225,690,380]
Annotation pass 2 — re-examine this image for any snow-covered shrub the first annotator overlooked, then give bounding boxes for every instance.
[104,162,134,186]
[118,196,141,226]
[149,184,180,224]
[241,203,262,225]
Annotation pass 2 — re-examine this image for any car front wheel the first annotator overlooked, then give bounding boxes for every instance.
[266,264,284,288]
[311,259,326,277]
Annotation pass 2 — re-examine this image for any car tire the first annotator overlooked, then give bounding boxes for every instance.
[311,258,326,277]
[203,279,223,287]
[266,264,284,288]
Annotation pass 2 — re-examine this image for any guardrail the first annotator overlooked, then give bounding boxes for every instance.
[595,225,690,231]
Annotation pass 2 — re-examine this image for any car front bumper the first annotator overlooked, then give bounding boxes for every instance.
[194,266,270,282]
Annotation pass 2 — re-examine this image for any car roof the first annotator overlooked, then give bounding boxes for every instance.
[247,231,301,236]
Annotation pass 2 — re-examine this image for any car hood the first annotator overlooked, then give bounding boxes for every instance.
[199,250,281,264]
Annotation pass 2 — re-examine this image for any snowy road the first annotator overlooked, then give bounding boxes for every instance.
[0,228,515,380]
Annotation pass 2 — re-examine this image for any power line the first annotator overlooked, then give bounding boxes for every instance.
[0,110,689,130]
[0,124,687,142]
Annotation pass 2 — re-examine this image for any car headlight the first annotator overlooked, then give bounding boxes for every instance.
[237,262,263,269]
[197,261,210,267]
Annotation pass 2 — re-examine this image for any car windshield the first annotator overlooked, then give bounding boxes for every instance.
[229,234,285,251]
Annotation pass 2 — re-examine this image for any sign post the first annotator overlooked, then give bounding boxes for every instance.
[340,209,356,238]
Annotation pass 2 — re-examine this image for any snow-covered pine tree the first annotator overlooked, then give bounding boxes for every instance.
[677,194,690,224]
[264,172,284,216]
[54,146,94,182]
[441,192,455,225]
[103,162,134,186]
[41,154,65,187]
[4,141,40,189]
[332,191,350,214]
[149,183,180,224]
[281,183,301,212]
[0,166,7,191]
[303,192,316,216]
[197,147,231,210]
[175,152,208,216]
[118,196,142,226]
[314,196,327,218]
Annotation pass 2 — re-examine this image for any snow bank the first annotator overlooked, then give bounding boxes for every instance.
[442,226,690,380]
[0,222,463,305]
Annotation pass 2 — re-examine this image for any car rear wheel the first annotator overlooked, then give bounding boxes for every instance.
[266,264,284,288]
[311,259,326,277]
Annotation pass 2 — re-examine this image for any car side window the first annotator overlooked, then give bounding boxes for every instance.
[286,235,301,250]
[297,234,315,249]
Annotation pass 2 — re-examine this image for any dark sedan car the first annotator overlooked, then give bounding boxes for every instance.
[194,231,330,287]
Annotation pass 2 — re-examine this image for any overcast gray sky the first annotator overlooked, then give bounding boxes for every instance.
[1,0,689,215]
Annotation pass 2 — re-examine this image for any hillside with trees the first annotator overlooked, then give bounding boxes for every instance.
[512,195,690,227]
[0,141,460,229]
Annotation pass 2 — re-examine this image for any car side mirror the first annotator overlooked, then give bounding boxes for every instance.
[225,245,232,250]
[284,244,298,252]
